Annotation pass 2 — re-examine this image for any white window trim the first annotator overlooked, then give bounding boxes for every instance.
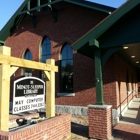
[57,93,75,96]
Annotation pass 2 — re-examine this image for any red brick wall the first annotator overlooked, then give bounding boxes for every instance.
[6,2,107,105]
[0,114,71,140]
[6,2,107,59]
[88,105,112,139]
[115,55,138,109]
[103,55,117,107]
[102,54,137,109]
[56,53,96,106]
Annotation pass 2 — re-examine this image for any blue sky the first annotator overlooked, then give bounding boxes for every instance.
[0,0,127,30]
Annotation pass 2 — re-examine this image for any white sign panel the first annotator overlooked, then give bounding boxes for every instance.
[12,77,45,114]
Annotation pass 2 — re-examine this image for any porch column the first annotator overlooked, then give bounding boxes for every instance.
[88,49,113,139]
[94,49,104,105]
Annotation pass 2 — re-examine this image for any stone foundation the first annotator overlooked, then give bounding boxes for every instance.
[55,105,88,116]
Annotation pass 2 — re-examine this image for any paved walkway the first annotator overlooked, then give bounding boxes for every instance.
[114,123,140,140]
[114,97,140,140]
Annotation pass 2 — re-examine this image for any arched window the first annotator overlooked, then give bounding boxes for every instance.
[23,49,32,76]
[40,36,51,80]
[60,44,73,92]
[41,36,51,63]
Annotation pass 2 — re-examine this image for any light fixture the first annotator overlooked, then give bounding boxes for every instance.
[131,56,135,58]
[123,46,128,49]
[136,61,139,63]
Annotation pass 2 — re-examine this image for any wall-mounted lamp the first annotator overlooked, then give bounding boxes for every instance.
[123,46,128,49]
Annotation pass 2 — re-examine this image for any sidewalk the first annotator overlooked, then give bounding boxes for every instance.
[114,123,140,140]
[119,97,140,125]
[114,97,140,140]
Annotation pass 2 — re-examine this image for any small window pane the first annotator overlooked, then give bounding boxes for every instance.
[62,44,73,60]
[67,45,73,59]
[24,49,32,76]
[62,47,67,59]
[25,50,32,60]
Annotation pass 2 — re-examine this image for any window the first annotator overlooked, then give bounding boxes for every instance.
[23,49,32,76]
[41,37,51,63]
[40,36,51,80]
[60,44,73,92]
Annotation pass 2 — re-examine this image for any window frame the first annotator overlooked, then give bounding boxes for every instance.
[59,43,73,93]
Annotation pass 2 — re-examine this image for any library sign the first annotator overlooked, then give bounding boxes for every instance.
[12,77,45,114]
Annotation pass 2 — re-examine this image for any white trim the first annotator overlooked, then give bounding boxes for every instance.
[57,93,75,96]
[14,76,45,83]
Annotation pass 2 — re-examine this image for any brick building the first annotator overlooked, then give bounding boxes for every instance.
[0,0,140,124]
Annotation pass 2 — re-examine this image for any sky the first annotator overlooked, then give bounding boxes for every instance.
[0,0,127,30]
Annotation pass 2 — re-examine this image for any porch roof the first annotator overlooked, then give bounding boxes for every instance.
[72,0,140,70]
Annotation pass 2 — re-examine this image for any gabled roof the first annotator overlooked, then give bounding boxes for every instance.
[0,0,115,45]
[72,0,140,51]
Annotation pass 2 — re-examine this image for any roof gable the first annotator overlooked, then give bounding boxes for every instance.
[0,0,115,45]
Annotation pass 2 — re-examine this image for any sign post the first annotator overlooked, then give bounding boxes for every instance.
[0,46,58,131]
[0,47,11,131]
[46,59,55,117]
